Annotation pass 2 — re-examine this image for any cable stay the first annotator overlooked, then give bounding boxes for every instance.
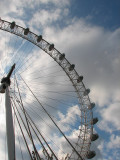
[19,75,84,160]
[12,97,54,160]
[15,76,42,160]
[11,101,33,160]
[13,92,59,160]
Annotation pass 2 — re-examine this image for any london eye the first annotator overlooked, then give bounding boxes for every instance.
[0,18,98,160]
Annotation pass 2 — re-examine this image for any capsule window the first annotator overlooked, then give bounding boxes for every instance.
[91,117,98,125]
[49,44,54,51]
[10,21,15,29]
[88,103,95,109]
[69,64,75,71]
[87,151,96,159]
[37,35,42,42]
[91,133,99,141]
[77,76,83,83]
[84,89,90,96]
[59,54,65,60]
[24,28,29,35]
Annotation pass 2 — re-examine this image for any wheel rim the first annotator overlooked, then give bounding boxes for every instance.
[0,18,94,160]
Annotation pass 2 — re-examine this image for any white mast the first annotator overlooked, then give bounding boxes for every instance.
[5,87,15,160]
[0,64,15,160]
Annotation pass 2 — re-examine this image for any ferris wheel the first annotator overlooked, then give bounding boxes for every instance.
[0,18,98,160]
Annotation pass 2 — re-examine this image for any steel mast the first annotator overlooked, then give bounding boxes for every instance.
[0,64,15,160]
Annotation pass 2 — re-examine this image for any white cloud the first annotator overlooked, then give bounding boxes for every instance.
[97,102,120,133]
[0,0,22,17]
[96,134,120,160]
[102,103,120,128]
[37,0,70,7]
[0,0,70,21]
[29,9,62,28]
[58,105,81,126]
[39,19,120,133]
[0,1,120,159]
[107,134,120,149]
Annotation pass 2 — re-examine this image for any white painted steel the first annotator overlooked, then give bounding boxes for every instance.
[5,87,15,160]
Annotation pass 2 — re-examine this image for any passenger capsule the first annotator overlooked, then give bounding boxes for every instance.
[87,151,96,159]
[59,54,65,60]
[91,134,99,141]
[37,35,42,42]
[84,88,90,96]
[88,103,95,109]
[91,117,98,125]
[49,44,54,51]
[24,28,29,35]
[10,21,15,29]
[69,64,75,71]
[77,76,83,83]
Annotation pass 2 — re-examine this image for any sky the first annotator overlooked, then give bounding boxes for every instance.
[0,0,120,160]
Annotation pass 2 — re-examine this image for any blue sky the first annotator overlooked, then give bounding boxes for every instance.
[0,0,120,160]
[70,0,120,30]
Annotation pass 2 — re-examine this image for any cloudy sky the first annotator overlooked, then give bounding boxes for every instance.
[0,0,120,160]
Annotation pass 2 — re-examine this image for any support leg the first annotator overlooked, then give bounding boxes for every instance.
[5,87,15,160]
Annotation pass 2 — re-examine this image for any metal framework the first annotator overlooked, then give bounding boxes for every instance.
[0,18,98,160]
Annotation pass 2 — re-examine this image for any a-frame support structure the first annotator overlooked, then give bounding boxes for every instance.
[0,64,15,160]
